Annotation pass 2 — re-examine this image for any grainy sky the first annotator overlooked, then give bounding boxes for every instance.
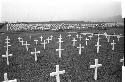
[0,0,122,22]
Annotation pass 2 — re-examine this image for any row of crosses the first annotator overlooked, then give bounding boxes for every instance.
[2,33,123,65]
[1,32,124,82]
[2,57,124,82]
[2,36,12,65]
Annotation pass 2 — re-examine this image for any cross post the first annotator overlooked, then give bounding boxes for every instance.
[20,40,24,46]
[79,35,82,41]
[3,73,17,82]
[31,48,40,61]
[77,44,84,54]
[34,39,38,45]
[2,36,12,65]
[88,35,93,40]
[39,36,43,41]
[85,37,89,45]
[50,35,53,40]
[18,37,22,41]
[41,40,47,49]
[111,40,116,50]
[107,35,110,42]
[72,38,77,46]
[117,35,121,41]
[120,57,124,66]
[56,34,64,58]
[46,37,51,43]
[67,34,71,39]
[95,35,101,53]
[76,34,79,38]
[23,41,30,51]
[90,59,102,80]
[50,65,65,82]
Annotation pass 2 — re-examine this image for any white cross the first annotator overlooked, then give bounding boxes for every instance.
[95,35,101,53]
[2,36,12,65]
[79,35,82,41]
[56,44,64,58]
[107,35,110,42]
[88,35,93,40]
[120,57,124,66]
[56,34,64,58]
[50,65,65,82]
[111,40,116,50]
[85,37,89,45]
[90,59,102,80]
[104,32,108,39]
[41,40,47,49]
[4,36,11,47]
[4,36,11,46]
[23,41,30,51]
[19,40,24,46]
[76,34,79,38]
[46,37,51,43]
[57,34,63,43]
[39,36,43,41]
[18,37,22,41]
[31,48,40,61]
[3,73,17,82]
[72,38,77,46]
[34,39,38,45]
[2,50,12,65]
[117,35,121,41]
[77,44,84,54]
[67,34,71,39]
[50,35,53,40]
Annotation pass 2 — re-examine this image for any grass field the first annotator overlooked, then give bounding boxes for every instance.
[0,27,124,82]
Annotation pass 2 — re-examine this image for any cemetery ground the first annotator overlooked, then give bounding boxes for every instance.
[0,27,124,82]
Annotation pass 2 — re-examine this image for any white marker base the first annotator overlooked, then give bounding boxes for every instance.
[3,79,17,82]
[122,66,125,82]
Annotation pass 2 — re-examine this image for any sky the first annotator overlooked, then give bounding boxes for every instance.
[0,0,123,22]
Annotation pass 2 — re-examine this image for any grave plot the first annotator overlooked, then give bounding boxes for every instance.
[0,27,124,82]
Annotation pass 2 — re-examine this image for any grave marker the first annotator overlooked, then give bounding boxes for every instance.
[95,35,101,53]
[18,37,22,41]
[31,48,40,61]
[56,34,64,58]
[90,59,102,80]
[122,65,125,82]
[41,40,47,49]
[117,35,121,41]
[34,39,38,45]
[111,40,116,50]
[23,41,30,51]
[120,57,124,66]
[2,36,12,65]
[2,73,17,82]
[39,36,43,41]
[67,34,71,39]
[76,34,79,38]
[77,44,84,54]
[79,35,82,41]
[20,40,24,46]
[46,37,51,43]
[50,65,65,82]
[50,35,53,40]
[107,35,110,42]
[85,37,89,45]
[72,38,77,46]
[88,35,93,40]
[104,32,108,39]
